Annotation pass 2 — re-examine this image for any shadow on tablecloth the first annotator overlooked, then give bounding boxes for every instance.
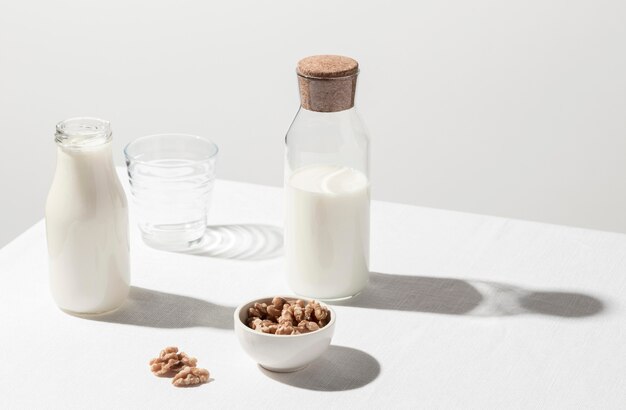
[84,286,235,329]
[259,345,380,391]
[176,224,283,261]
[332,272,604,318]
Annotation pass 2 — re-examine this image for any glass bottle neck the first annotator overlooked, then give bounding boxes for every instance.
[296,106,358,118]
[55,117,112,150]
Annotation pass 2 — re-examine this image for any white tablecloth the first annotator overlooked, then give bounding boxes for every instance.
[1,169,625,409]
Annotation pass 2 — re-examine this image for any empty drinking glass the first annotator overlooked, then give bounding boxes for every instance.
[124,134,218,251]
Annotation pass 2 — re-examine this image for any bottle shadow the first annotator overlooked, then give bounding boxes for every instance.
[259,345,380,391]
[178,224,283,261]
[332,272,604,318]
[84,286,235,329]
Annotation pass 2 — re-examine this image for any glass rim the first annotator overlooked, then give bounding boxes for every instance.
[124,133,219,166]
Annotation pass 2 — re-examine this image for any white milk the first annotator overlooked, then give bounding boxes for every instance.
[286,165,370,299]
[46,142,130,314]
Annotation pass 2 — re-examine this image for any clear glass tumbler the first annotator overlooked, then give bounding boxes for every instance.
[124,134,218,251]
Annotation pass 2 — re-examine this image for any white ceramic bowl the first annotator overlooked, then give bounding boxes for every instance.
[234,296,336,372]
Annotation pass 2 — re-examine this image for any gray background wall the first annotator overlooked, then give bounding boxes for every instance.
[1,0,625,248]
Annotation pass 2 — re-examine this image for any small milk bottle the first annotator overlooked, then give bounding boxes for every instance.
[285,55,370,300]
[46,118,130,314]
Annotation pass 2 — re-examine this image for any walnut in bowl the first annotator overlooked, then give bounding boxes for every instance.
[246,296,331,335]
[234,296,336,372]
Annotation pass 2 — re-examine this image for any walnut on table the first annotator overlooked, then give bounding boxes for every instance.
[172,366,210,387]
[149,346,197,376]
[148,346,210,388]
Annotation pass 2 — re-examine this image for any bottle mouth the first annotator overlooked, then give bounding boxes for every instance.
[55,117,112,148]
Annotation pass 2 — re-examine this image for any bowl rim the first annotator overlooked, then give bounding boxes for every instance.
[234,295,336,338]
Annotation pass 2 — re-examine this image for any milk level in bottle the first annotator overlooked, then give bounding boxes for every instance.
[285,55,371,300]
[286,165,370,299]
[46,118,130,314]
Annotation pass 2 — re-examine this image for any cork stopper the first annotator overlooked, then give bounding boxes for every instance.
[296,55,359,112]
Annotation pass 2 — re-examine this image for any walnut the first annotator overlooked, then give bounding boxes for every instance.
[293,305,305,322]
[248,306,263,319]
[266,305,281,318]
[253,320,274,333]
[272,296,287,309]
[247,317,263,330]
[307,321,320,331]
[304,304,314,321]
[312,301,328,321]
[149,347,211,388]
[279,309,295,325]
[254,302,268,317]
[245,297,330,336]
[297,320,320,333]
[172,366,210,387]
[149,346,197,376]
[275,323,295,335]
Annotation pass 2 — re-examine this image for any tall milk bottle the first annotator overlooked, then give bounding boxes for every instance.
[285,55,370,300]
[46,118,130,314]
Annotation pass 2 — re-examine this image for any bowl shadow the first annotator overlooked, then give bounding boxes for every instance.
[259,345,380,391]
